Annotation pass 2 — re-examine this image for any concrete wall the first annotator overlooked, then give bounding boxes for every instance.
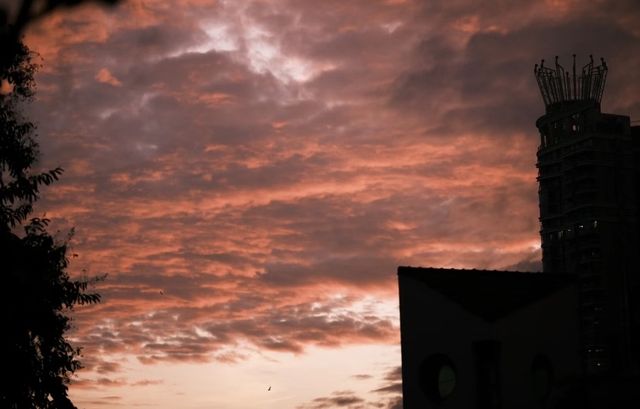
[399,273,581,409]
[497,284,581,409]
[399,273,493,409]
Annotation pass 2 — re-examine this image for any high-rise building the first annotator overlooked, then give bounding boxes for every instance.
[534,55,640,375]
[397,56,640,409]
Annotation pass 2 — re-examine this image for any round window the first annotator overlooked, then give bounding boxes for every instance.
[531,355,553,401]
[438,364,456,398]
[419,354,457,402]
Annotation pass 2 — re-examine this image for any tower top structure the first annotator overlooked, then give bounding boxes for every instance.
[534,55,607,113]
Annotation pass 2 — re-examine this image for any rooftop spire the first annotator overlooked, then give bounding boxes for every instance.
[534,55,607,112]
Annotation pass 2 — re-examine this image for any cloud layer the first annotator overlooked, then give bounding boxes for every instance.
[20,0,640,406]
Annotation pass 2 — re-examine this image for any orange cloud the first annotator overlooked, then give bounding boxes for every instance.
[20,1,640,407]
[95,68,122,86]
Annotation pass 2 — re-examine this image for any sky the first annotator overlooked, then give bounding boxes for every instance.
[16,0,640,408]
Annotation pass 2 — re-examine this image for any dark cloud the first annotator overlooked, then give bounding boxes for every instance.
[352,374,373,380]
[297,391,365,409]
[372,383,402,394]
[19,1,640,406]
[71,377,127,389]
[372,365,403,396]
[299,366,402,409]
[391,11,640,138]
[383,366,402,382]
[502,250,543,272]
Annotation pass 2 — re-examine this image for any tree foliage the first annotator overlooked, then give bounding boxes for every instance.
[1,220,102,409]
[0,36,101,409]
[0,41,63,228]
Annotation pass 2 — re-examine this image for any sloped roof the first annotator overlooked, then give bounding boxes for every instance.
[398,266,575,322]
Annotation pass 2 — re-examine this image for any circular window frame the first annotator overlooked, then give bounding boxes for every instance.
[531,354,553,402]
[419,353,457,403]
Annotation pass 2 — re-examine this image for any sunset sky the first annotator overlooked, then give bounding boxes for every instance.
[17,0,640,408]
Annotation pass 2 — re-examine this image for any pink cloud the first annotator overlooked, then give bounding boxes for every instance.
[17,2,640,408]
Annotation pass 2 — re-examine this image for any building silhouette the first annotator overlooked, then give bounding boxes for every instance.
[398,56,640,408]
[535,56,640,376]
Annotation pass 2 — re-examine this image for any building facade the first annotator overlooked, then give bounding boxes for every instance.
[398,267,581,409]
[535,56,640,375]
[398,56,640,409]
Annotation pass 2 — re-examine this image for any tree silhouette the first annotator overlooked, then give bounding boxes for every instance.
[1,38,101,409]
[0,41,61,227]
